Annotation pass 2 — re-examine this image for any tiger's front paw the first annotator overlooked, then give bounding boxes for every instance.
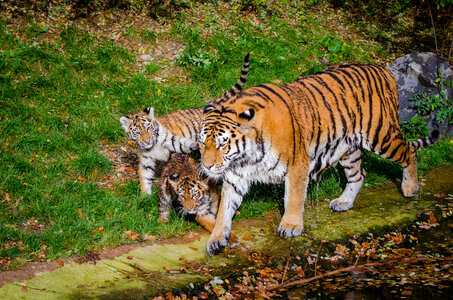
[329,198,353,212]
[206,232,230,256]
[277,220,303,237]
[402,181,418,198]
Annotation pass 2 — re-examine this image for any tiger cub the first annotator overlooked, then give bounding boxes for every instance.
[120,107,202,194]
[199,63,439,255]
[158,153,239,245]
[119,54,250,194]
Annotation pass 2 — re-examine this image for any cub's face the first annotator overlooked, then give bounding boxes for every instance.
[168,174,210,214]
[120,107,158,150]
[199,104,255,177]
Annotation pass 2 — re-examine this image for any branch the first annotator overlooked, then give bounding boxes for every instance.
[266,255,453,292]
[427,2,439,56]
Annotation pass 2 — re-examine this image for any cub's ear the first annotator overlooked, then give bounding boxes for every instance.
[169,173,179,180]
[203,105,215,114]
[143,107,155,118]
[119,116,132,131]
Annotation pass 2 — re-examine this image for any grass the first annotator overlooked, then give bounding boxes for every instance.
[0,1,452,270]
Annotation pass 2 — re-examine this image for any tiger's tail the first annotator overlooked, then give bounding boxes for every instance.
[409,130,440,151]
[213,53,250,104]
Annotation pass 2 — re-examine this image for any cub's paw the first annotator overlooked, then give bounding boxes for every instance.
[206,232,230,256]
[329,198,353,212]
[157,216,169,224]
[277,221,303,237]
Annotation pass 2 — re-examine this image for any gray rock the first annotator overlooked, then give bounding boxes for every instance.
[386,52,453,136]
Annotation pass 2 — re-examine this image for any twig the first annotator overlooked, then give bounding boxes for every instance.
[313,239,325,277]
[13,283,57,293]
[448,38,453,62]
[281,252,291,285]
[266,255,453,292]
[427,2,439,56]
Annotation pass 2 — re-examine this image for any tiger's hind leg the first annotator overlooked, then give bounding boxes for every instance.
[329,148,366,212]
[376,133,418,197]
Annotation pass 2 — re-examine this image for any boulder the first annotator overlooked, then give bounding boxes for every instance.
[386,52,453,136]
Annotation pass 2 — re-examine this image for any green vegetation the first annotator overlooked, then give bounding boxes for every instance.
[0,1,452,270]
[400,72,453,139]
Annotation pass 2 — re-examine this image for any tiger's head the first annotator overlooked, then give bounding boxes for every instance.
[199,103,257,178]
[119,107,160,150]
[168,173,214,215]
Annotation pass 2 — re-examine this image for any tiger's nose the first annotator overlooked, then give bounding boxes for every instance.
[203,163,214,170]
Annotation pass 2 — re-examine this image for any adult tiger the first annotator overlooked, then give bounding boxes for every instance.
[198,63,439,255]
[119,54,250,194]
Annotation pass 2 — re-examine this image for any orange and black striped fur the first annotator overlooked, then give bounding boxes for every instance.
[119,54,250,194]
[120,107,202,194]
[159,153,239,246]
[198,63,439,255]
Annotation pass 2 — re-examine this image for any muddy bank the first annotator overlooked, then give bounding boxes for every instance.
[0,166,451,299]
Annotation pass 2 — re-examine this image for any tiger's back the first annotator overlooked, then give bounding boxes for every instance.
[156,107,203,142]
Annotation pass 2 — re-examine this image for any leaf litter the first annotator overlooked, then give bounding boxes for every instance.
[151,202,453,299]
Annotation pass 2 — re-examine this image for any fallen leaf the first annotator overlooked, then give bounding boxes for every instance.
[125,167,135,172]
[127,256,133,260]
[56,259,64,266]
[428,211,439,226]
[143,233,156,241]
[188,247,198,251]
[3,193,10,202]
[242,236,252,241]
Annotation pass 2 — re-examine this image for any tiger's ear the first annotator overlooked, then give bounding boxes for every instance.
[239,108,254,120]
[238,108,255,132]
[143,107,155,118]
[203,105,215,114]
[169,173,179,181]
[119,116,132,131]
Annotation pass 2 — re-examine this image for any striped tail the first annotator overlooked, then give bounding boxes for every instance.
[211,53,250,105]
[409,130,440,151]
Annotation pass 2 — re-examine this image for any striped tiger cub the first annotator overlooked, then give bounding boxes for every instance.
[198,63,439,255]
[120,107,202,194]
[119,54,250,194]
[158,153,239,246]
